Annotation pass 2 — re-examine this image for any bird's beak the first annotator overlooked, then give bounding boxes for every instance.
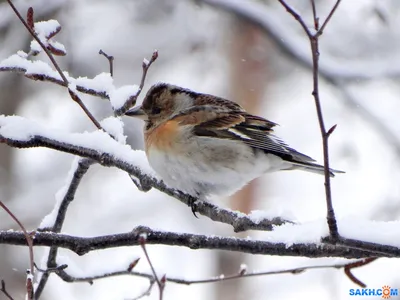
[125,106,148,121]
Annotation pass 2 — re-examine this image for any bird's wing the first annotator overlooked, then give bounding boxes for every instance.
[170,105,315,163]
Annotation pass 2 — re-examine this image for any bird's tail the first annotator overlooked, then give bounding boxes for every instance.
[286,161,345,177]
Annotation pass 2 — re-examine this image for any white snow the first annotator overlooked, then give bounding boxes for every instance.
[0,54,140,112]
[30,40,42,54]
[100,117,126,144]
[0,53,30,69]
[109,85,140,111]
[239,264,247,273]
[34,20,61,39]
[259,218,400,248]
[74,72,114,94]
[0,115,156,177]
[248,209,296,223]
[49,40,67,55]
[39,157,80,229]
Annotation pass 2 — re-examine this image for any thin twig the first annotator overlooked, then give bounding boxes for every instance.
[115,50,158,116]
[0,280,14,300]
[6,0,103,130]
[36,258,375,289]
[344,257,377,288]
[278,0,342,240]
[277,0,312,37]
[99,49,114,77]
[139,235,165,300]
[316,0,342,37]
[310,0,318,30]
[0,200,34,299]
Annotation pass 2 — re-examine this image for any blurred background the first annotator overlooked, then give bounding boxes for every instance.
[1,0,400,299]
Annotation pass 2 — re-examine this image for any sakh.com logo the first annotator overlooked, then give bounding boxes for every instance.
[349,286,398,298]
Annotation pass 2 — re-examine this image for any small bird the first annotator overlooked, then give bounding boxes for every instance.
[127,83,342,207]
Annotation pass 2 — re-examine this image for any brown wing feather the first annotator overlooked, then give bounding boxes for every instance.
[172,106,245,128]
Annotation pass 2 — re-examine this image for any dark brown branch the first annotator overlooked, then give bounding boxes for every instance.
[0,280,14,300]
[277,0,312,37]
[0,131,290,232]
[99,49,114,77]
[114,50,158,116]
[0,200,34,299]
[315,0,342,37]
[310,0,318,30]
[0,66,110,99]
[34,159,92,299]
[0,227,398,258]
[139,235,165,300]
[343,257,377,288]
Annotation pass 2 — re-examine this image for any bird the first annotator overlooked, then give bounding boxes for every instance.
[126,83,342,211]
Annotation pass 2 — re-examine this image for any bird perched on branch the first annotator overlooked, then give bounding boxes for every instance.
[127,83,342,210]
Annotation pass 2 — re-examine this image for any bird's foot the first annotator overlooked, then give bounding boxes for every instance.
[188,195,199,218]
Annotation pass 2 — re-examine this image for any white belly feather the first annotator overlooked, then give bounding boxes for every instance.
[146,135,290,197]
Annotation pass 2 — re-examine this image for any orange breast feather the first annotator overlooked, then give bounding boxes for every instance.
[145,120,181,152]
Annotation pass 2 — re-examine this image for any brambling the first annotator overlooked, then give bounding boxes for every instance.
[127,83,342,206]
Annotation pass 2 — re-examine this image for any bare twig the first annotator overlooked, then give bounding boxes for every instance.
[278,0,342,240]
[344,257,377,288]
[33,257,375,289]
[0,66,110,98]
[277,0,312,37]
[0,280,14,300]
[115,50,158,116]
[139,234,165,300]
[315,0,342,37]
[0,200,34,299]
[1,227,398,258]
[310,0,318,30]
[163,259,373,288]
[99,49,114,77]
[6,1,103,130]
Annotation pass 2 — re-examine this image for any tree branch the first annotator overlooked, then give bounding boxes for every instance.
[37,258,374,293]
[0,227,398,258]
[0,280,15,300]
[277,0,342,240]
[0,200,34,299]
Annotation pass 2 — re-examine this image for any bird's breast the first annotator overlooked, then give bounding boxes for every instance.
[144,120,182,153]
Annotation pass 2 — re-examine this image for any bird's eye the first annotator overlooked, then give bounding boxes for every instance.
[152,107,161,114]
